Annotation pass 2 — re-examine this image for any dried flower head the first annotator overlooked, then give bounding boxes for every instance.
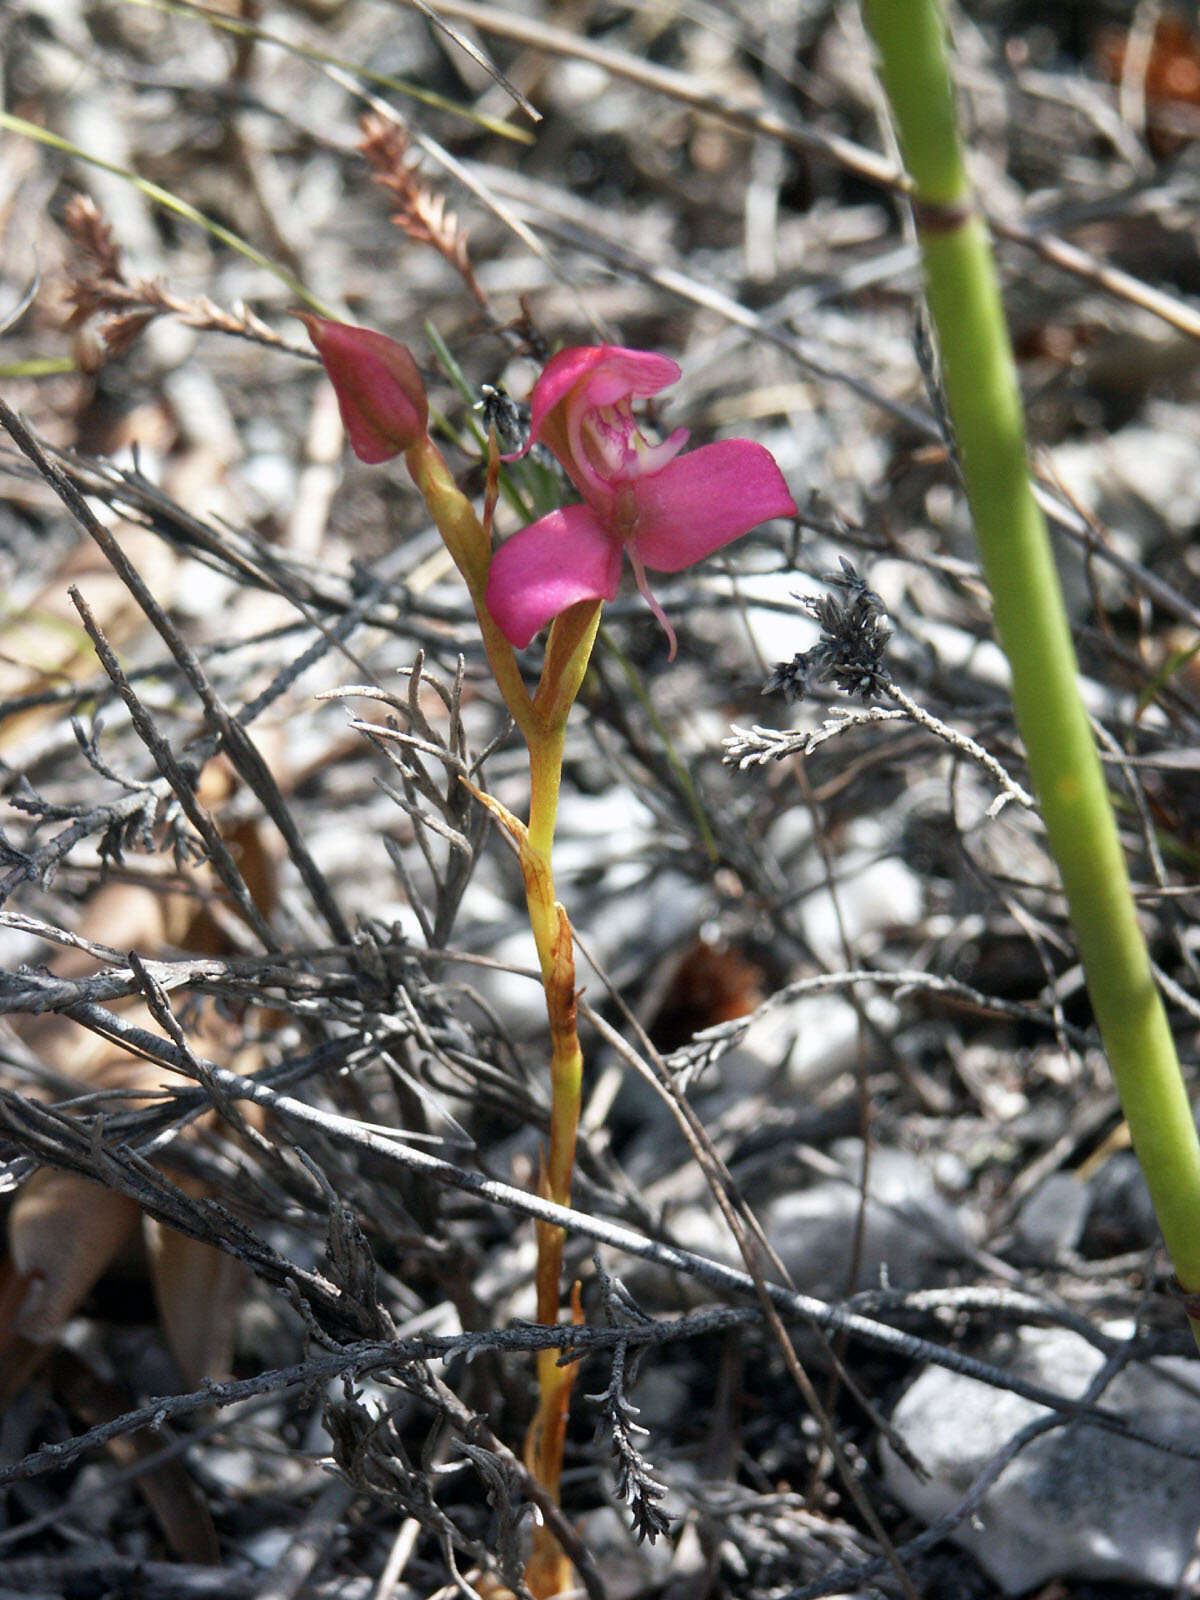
[765,559,892,701]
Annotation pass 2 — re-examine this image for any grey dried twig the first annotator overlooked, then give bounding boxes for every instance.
[327,653,492,950]
[731,560,1033,815]
[587,1261,670,1544]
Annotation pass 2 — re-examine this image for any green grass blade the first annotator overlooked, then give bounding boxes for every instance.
[0,111,333,315]
[0,358,77,377]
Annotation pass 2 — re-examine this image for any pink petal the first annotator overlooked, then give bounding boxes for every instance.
[629,439,797,572]
[485,504,623,649]
[529,346,681,446]
[300,316,428,463]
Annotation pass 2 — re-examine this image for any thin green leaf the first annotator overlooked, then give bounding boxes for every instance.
[0,358,77,378]
[0,112,333,315]
[1137,635,1200,720]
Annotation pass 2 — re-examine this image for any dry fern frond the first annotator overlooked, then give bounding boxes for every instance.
[61,194,293,369]
[357,112,488,311]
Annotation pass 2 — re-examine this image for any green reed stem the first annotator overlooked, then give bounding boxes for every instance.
[862,0,1200,1324]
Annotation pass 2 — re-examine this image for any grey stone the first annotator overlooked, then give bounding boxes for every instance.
[1083,1151,1160,1255]
[1013,1172,1091,1262]
[881,1324,1200,1593]
[764,1139,972,1298]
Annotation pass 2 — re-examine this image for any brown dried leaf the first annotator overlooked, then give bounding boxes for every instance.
[145,1216,242,1387]
[0,1257,63,1406]
[52,1347,221,1564]
[2,763,280,1392]
[4,1170,141,1348]
[1097,13,1200,107]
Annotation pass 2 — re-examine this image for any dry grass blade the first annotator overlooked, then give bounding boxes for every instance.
[119,0,535,142]
[399,0,541,125]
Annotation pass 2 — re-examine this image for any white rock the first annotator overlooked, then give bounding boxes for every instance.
[573,1506,673,1598]
[764,1139,971,1298]
[726,990,868,1095]
[1013,1172,1090,1262]
[730,568,820,667]
[801,853,923,964]
[1053,413,1200,542]
[881,1325,1200,1593]
[243,1528,296,1569]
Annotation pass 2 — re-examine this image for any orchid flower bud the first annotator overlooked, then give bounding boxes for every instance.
[300,315,428,461]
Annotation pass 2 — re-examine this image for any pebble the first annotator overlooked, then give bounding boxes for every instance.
[881,1324,1200,1592]
[1012,1172,1091,1263]
[764,1139,972,1298]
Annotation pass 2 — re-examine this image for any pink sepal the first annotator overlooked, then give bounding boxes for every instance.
[630,439,798,571]
[485,504,623,649]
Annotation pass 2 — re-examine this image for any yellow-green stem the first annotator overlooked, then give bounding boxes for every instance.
[520,610,601,1596]
[408,428,601,1589]
[403,435,537,739]
[518,729,585,1597]
[863,0,1200,1337]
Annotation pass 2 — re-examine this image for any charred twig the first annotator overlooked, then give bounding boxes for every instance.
[1,404,353,950]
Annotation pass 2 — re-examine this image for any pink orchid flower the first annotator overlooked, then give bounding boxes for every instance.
[484,345,796,657]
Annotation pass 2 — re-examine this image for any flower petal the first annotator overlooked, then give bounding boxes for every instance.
[528,346,681,448]
[485,504,623,649]
[300,316,428,462]
[629,439,797,572]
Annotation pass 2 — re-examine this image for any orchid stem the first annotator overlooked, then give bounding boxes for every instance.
[405,431,598,1593]
[403,435,538,740]
[863,0,1200,1344]
[516,604,600,1598]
